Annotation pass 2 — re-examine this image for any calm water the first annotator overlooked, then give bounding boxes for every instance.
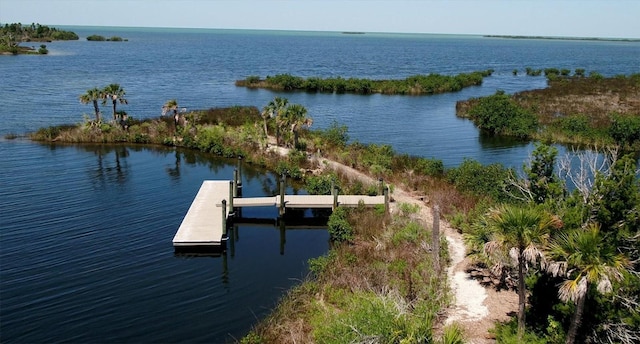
[1,27,639,343]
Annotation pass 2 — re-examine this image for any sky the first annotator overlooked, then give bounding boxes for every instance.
[1,0,639,39]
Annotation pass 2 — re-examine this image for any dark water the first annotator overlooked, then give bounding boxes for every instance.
[1,27,639,343]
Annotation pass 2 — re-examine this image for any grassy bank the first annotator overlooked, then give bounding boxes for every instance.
[242,203,453,343]
[456,73,640,150]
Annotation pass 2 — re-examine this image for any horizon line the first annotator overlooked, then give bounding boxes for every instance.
[5,22,639,41]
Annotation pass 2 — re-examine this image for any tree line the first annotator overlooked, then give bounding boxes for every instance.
[1,22,78,54]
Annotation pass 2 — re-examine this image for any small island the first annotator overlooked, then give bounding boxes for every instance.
[485,34,640,42]
[87,34,127,42]
[0,22,78,55]
[236,70,494,95]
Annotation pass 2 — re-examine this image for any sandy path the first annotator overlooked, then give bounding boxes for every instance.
[274,147,518,342]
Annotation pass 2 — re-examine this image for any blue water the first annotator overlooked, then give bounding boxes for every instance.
[1,27,638,343]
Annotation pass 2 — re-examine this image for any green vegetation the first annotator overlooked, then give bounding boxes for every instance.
[457,74,640,150]
[31,86,639,343]
[462,145,639,344]
[1,22,78,54]
[236,70,494,95]
[247,202,449,343]
[261,97,313,149]
[78,84,129,124]
[87,35,106,41]
[466,90,538,139]
[87,34,126,42]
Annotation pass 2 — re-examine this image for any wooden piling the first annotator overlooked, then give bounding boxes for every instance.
[384,186,389,213]
[432,204,440,272]
[221,199,227,239]
[228,180,234,211]
[233,169,239,197]
[237,156,243,188]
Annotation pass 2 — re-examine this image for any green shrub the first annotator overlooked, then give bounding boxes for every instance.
[558,114,591,135]
[308,251,336,276]
[467,91,538,138]
[196,125,225,154]
[327,207,353,243]
[392,221,423,246]
[415,157,445,176]
[490,319,556,344]
[312,291,423,343]
[305,173,339,195]
[439,323,465,344]
[446,158,511,202]
[275,160,303,179]
[609,113,640,148]
[320,121,349,148]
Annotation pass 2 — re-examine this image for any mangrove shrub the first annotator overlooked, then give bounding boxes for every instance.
[467,91,538,139]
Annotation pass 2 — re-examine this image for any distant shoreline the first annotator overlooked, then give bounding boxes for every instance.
[485,35,640,42]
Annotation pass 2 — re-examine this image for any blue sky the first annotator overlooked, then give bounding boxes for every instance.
[1,0,639,38]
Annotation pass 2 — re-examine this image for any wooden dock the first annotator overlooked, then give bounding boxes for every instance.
[173,181,230,247]
[173,180,387,247]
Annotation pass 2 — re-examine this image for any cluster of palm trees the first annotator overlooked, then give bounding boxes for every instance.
[79,84,128,123]
[468,149,637,344]
[261,97,313,148]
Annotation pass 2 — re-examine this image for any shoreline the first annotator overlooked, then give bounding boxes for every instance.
[485,34,640,42]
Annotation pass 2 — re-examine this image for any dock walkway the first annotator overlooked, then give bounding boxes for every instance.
[172,180,387,247]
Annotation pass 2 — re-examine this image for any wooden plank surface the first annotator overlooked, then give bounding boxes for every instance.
[173,181,229,246]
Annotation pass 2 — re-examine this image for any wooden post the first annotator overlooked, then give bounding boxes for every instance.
[221,199,227,239]
[233,169,239,197]
[279,174,286,216]
[228,181,234,213]
[432,204,441,273]
[237,156,243,188]
[333,185,339,210]
[384,186,389,213]
[378,178,384,195]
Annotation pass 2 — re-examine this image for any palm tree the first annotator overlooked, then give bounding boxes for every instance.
[284,103,312,148]
[484,204,562,341]
[102,84,128,122]
[79,87,103,122]
[162,99,179,127]
[260,104,274,140]
[546,224,630,344]
[265,97,288,146]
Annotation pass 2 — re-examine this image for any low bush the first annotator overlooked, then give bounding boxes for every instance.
[327,207,353,243]
[446,158,511,202]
